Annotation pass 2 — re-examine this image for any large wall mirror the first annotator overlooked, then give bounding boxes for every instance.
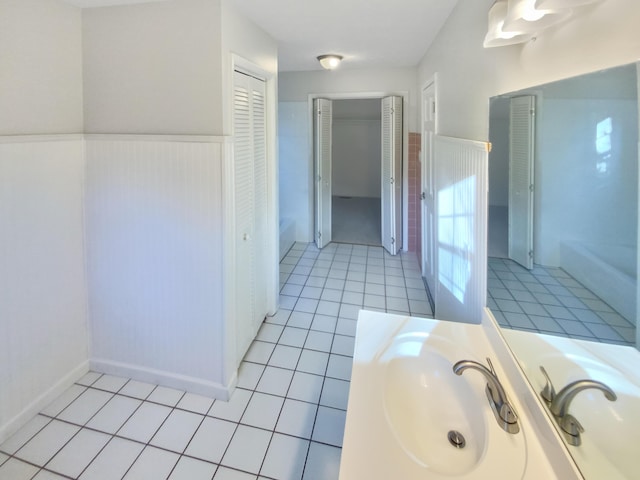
[487,62,640,479]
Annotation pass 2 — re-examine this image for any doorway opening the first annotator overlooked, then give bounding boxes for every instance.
[314,95,403,255]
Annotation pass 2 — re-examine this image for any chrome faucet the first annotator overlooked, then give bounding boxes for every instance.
[453,358,519,434]
[539,366,617,446]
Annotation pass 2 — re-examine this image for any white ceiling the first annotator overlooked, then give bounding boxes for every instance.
[230,0,459,72]
[62,0,459,73]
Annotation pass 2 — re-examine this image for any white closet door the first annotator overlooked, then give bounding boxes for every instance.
[381,96,403,255]
[509,95,535,270]
[233,70,267,362]
[422,83,437,298]
[314,98,332,249]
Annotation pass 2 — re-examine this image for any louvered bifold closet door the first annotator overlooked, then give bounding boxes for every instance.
[381,96,403,255]
[233,70,267,362]
[509,95,535,270]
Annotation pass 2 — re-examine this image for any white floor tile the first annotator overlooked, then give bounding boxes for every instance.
[256,366,294,396]
[287,311,314,329]
[0,452,6,464]
[326,354,352,381]
[0,458,39,480]
[185,417,236,464]
[335,318,356,337]
[149,410,204,453]
[241,393,284,430]
[122,446,179,480]
[279,326,309,347]
[245,341,276,364]
[86,395,142,434]
[177,392,214,415]
[267,308,292,325]
[0,414,50,454]
[268,345,302,369]
[311,406,346,447]
[79,437,144,480]
[320,378,350,411]
[330,335,355,357]
[275,399,317,439]
[77,371,102,387]
[236,362,265,390]
[310,314,337,333]
[14,420,79,466]
[57,388,113,425]
[260,433,309,480]
[147,386,184,407]
[91,374,129,393]
[213,466,256,479]
[208,388,252,422]
[32,470,69,480]
[287,372,324,404]
[40,385,86,417]
[167,456,217,480]
[221,425,271,475]
[304,331,333,352]
[302,442,342,480]
[47,429,110,478]
[117,402,172,443]
[297,350,329,376]
[256,323,284,343]
[119,380,156,400]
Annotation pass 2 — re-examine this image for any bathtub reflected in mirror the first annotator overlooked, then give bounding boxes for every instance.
[487,62,639,349]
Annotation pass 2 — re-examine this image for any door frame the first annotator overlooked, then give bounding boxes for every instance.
[307,91,410,250]
[421,75,438,308]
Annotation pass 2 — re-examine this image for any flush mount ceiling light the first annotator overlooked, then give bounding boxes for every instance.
[535,0,601,8]
[317,54,343,70]
[503,0,572,34]
[484,1,533,48]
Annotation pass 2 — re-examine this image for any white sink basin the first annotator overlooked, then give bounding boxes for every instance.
[381,332,487,475]
[340,313,528,479]
[503,330,640,480]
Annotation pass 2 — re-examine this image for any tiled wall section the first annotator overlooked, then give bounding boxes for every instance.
[407,132,421,265]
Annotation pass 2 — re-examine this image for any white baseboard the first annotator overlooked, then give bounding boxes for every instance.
[0,361,89,444]
[89,358,235,401]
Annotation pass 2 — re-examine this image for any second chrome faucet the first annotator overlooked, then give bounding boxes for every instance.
[539,366,617,446]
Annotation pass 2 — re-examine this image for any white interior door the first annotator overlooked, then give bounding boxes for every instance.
[314,98,332,249]
[508,95,535,270]
[381,96,403,255]
[421,83,436,299]
[233,70,268,363]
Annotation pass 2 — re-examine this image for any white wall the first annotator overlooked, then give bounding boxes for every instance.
[0,0,83,134]
[278,67,417,245]
[279,102,310,241]
[418,0,640,141]
[85,137,229,397]
[536,96,638,265]
[0,0,88,443]
[82,0,223,134]
[332,118,382,198]
[0,138,89,442]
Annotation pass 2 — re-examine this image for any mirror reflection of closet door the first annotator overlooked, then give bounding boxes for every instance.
[509,95,536,270]
[314,98,332,249]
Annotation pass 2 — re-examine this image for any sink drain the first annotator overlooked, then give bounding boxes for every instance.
[447,430,466,449]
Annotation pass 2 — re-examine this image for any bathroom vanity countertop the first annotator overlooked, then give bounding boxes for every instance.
[339,311,571,480]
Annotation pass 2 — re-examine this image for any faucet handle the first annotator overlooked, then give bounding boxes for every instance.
[559,414,585,446]
[539,366,556,403]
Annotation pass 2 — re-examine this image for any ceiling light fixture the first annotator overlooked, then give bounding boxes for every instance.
[317,54,343,70]
[503,0,572,34]
[535,0,601,8]
[484,1,533,48]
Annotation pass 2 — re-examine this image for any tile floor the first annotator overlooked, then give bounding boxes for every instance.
[488,257,635,346]
[0,242,433,480]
